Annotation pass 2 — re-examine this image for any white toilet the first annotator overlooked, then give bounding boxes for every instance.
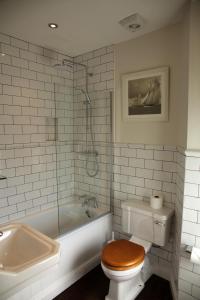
[101,200,173,300]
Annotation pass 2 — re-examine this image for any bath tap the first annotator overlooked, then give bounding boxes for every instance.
[88,196,98,208]
[80,195,89,207]
[85,209,91,218]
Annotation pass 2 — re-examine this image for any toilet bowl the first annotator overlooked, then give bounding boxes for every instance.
[101,238,151,300]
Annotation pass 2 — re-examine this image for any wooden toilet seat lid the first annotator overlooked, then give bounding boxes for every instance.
[101,239,145,271]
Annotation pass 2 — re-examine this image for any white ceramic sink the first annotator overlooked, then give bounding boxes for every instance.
[0,223,60,275]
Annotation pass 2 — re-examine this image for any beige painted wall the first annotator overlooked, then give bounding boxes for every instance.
[187,0,200,150]
[114,21,188,147]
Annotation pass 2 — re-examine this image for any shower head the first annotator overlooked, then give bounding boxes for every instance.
[53,59,93,76]
[53,63,64,70]
[53,60,73,70]
[53,59,93,105]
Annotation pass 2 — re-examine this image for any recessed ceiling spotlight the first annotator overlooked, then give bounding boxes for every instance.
[48,23,58,29]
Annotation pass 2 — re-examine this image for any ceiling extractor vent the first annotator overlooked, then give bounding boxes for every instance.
[119,13,144,32]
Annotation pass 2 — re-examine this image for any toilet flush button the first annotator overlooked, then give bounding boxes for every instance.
[154,220,165,226]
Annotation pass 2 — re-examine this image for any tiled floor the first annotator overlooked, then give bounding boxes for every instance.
[54,265,173,300]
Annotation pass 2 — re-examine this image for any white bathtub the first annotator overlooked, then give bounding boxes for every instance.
[1,204,112,300]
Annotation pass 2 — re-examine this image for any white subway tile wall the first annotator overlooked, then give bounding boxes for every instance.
[0,32,74,223]
[173,148,185,299]
[179,152,200,300]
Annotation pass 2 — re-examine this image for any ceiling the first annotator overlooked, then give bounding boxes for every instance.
[0,0,187,56]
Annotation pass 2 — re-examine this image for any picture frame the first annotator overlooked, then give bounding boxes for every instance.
[121,67,169,122]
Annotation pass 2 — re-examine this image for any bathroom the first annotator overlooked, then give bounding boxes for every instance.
[0,0,200,299]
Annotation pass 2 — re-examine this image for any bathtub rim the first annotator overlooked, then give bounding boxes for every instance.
[2,203,112,240]
[57,210,112,240]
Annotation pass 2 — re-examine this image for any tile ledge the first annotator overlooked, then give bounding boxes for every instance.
[185,149,200,157]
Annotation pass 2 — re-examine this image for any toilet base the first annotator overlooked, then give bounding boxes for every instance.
[105,273,144,300]
[104,257,152,300]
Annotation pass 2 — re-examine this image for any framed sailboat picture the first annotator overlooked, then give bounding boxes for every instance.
[121,67,169,122]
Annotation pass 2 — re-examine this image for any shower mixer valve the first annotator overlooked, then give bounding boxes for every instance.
[79,195,98,208]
